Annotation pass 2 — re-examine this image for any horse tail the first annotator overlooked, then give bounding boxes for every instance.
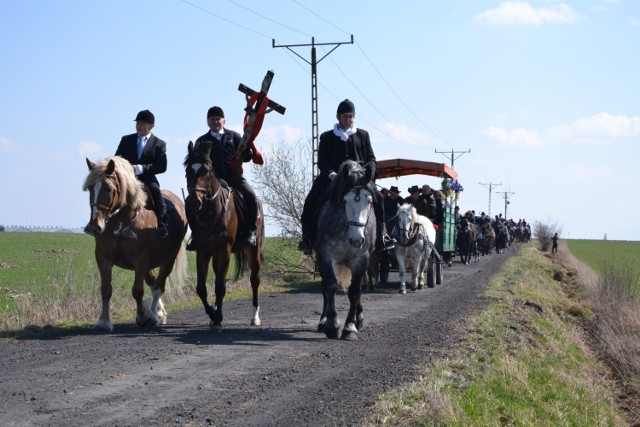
[167,242,188,295]
[233,249,248,281]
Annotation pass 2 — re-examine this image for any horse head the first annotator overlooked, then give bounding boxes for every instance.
[396,204,417,246]
[82,156,146,236]
[184,141,221,212]
[333,160,375,249]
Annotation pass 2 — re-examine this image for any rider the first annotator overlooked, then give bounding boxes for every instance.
[187,106,258,249]
[298,99,394,255]
[114,109,169,238]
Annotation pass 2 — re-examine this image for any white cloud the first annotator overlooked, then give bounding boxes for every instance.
[78,141,106,159]
[474,1,581,26]
[631,18,640,27]
[485,126,543,148]
[0,137,15,152]
[551,112,640,145]
[376,122,430,148]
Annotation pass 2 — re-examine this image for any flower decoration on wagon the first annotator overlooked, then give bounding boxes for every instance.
[441,178,452,198]
[449,179,464,204]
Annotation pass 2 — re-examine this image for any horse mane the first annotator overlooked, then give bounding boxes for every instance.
[329,160,372,205]
[83,156,147,210]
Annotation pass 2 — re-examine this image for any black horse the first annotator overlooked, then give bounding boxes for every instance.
[315,160,376,340]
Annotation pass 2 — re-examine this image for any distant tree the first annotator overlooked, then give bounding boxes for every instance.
[604,233,607,241]
[534,220,562,252]
[0,225,4,232]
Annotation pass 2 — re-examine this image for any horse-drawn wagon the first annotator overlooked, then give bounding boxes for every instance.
[375,158,459,286]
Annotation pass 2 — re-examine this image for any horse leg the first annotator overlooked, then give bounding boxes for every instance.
[342,274,363,341]
[397,252,407,294]
[133,267,152,327]
[94,257,114,332]
[318,286,329,332]
[195,251,215,325]
[245,246,262,326]
[211,250,231,333]
[317,256,340,339]
[148,260,176,326]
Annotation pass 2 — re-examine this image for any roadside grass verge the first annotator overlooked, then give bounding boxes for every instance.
[0,233,311,339]
[365,244,625,426]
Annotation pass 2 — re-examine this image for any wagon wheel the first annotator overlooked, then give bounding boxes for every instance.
[426,257,436,288]
[435,261,443,285]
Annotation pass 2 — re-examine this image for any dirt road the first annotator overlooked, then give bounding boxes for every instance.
[0,248,514,426]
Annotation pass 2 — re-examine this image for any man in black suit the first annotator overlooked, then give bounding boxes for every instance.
[188,106,258,248]
[297,99,394,255]
[115,109,169,238]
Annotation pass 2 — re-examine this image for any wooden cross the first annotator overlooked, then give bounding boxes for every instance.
[231,70,286,181]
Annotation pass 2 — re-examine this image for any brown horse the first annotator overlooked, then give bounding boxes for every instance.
[83,156,188,332]
[183,141,264,332]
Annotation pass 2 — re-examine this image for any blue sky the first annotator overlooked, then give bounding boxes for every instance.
[1,0,639,240]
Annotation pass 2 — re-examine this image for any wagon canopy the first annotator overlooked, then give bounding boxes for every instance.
[375,158,458,180]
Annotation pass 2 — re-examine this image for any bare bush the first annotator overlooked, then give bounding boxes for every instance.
[533,220,562,251]
[251,138,312,238]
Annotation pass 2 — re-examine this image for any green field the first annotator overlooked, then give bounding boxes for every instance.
[567,239,640,290]
[0,232,306,327]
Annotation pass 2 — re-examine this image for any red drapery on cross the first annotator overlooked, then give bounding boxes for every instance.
[243,92,267,165]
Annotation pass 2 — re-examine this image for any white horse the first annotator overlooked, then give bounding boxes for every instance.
[394,204,436,294]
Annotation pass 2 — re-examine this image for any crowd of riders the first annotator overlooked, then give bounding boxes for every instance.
[379,183,531,255]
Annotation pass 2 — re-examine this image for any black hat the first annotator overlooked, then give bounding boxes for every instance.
[389,186,401,194]
[134,110,155,124]
[408,185,420,194]
[207,106,225,118]
[337,99,355,115]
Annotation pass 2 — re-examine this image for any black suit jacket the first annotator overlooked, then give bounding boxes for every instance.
[317,128,377,180]
[115,133,167,186]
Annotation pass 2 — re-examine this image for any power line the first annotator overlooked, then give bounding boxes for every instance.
[273,36,354,181]
[434,148,470,171]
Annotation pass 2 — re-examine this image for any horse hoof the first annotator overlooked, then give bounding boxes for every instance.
[317,317,326,333]
[417,284,423,290]
[341,330,358,340]
[325,328,340,339]
[210,322,223,333]
[400,288,406,295]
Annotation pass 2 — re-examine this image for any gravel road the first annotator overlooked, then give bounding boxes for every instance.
[0,248,514,427]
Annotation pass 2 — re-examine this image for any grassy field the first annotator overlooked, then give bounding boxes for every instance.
[567,239,640,293]
[365,244,627,425]
[0,232,308,331]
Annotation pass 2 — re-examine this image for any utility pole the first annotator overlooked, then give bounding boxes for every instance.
[273,36,354,181]
[497,191,515,219]
[479,182,501,217]
[435,148,470,171]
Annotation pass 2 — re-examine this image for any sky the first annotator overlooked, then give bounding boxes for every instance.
[1,0,639,241]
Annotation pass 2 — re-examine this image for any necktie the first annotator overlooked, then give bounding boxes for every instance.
[137,136,146,158]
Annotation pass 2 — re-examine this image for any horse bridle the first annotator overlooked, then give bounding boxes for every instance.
[344,186,373,229]
[90,173,125,222]
[396,211,421,247]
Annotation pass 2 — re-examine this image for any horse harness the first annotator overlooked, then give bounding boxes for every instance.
[344,185,373,231]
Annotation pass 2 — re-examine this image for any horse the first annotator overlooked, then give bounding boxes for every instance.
[495,221,509,254]
[480,221,496,255]
[394,204,436,294]
[183,141,264,332]
[315,160,376,340]
[457,217,478,265]
[82,156,188,332]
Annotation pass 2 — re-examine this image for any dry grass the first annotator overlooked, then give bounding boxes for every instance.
[556,240,640,422]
